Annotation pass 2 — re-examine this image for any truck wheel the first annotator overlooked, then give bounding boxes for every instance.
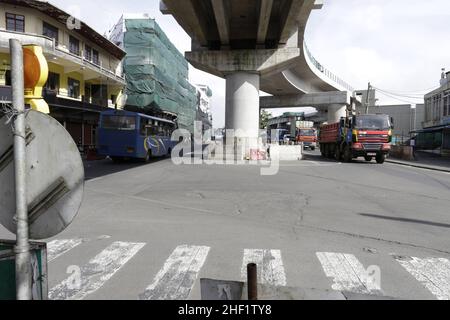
[376,154,386,164]
[335,146,342,161]
[343,146,352,163]
[364,156,373,162]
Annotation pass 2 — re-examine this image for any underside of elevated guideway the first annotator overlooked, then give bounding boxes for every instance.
[160,0,352,96]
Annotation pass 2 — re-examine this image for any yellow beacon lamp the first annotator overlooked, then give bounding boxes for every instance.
[23,45,50,114]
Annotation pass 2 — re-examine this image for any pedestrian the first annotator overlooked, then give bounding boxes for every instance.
[410,137,416,160]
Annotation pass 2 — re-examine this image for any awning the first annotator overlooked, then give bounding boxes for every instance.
[412,125,450,134]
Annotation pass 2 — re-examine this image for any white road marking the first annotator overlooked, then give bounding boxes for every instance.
[395,256,450,300]
[241,249,287,286]
[140,245,210,300]
[47,239,84,262]
[49,241,145,300]
[317,252,383,295]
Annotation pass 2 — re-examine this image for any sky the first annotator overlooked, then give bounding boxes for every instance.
[50,0,450,128]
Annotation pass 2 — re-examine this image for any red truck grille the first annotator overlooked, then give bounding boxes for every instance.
[363,143,383,150]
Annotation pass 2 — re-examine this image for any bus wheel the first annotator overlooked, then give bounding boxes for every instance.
[364,156,373,162]
[145,151,152,163]
[376,154,386,164]
[111,157,123,163]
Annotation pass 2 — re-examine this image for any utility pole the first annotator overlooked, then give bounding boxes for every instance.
[365,82,371,114]
[10,39,32,300]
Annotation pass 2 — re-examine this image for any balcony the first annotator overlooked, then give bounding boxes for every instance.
[0,29,125,85]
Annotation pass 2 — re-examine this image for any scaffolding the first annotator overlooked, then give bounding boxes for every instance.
[122,18,198,132]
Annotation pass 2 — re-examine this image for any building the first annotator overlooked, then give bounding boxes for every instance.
[0,0,126,151]
[418,69,450,154]
[195,84,213,133]
[109,14,201,133]
[355,88,377,112]
[268,112,306,137]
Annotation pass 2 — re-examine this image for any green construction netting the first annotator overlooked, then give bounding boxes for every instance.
[123,19,198,132]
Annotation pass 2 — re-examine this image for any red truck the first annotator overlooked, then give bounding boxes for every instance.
[297,128,318,151]
[319,114,393,164]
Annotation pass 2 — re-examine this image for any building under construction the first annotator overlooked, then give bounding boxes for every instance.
[109,14,202,133]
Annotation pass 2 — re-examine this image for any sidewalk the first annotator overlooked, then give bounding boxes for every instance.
[386,151,450,173]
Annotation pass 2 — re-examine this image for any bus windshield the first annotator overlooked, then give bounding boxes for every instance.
[355,115,391,130]
[102,115,136,131]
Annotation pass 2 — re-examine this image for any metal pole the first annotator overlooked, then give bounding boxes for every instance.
[247,263,258,301]
[365,82,371,114]
[10,39,32,300]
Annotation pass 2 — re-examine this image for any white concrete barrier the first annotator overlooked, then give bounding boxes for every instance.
[269,145,303,161]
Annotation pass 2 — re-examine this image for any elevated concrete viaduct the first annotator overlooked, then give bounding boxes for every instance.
[161,0,355,156]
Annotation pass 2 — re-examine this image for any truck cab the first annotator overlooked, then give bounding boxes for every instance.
[297,128,317,150]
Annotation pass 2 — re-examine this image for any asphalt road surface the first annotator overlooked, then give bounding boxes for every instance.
[1,151,449,300]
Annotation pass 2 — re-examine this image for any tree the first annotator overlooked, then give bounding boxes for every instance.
[260,110,272,129]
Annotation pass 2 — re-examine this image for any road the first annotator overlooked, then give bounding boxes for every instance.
[1,152,450,300]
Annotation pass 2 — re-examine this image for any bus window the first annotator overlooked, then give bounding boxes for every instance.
[140,118,149,136]
[102,115,136,131]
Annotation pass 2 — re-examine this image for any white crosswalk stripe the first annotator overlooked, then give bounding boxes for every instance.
[241,249,287,286]
[395,255,450,300]
[44,238,450,300]
[317,252,383,295]
[47,239,84,262]
[139,245,210,300]
[49,241,145,300]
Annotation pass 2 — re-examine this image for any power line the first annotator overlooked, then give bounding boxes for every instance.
[375,90,423,105]
[374,87,425,100]
[372,85,438,97]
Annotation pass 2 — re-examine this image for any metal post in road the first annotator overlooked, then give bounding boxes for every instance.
[10,38,32,300]
[247,263,258,300]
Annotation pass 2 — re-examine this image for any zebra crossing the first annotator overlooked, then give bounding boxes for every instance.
[45,238,450,300]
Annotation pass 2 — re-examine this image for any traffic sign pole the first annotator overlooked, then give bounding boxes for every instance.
[10,38,32,300]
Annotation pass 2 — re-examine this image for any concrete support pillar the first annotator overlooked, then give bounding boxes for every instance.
[328,105,347,123]
[225,72,261,159]
[225,72,260,138]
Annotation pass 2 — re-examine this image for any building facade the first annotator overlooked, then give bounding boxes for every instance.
[419,69,450,154]
[0,0,126,152]
[195,84,213,132]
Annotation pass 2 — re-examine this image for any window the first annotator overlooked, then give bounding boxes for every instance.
[92,49,100,65]
[68,78,80,98]
[6,13,25,32]
[5,70,11,86]
[140,118,149,136]
[444,92,450,117]
[43,22,59,43]
[84,45,92,61]
[102,116,136,131]
[69,36,80,55]
[44,72,60,93]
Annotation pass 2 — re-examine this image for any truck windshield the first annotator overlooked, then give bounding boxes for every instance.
[102,115,136,131]
[300,129,316,136]
[355,115,391,130]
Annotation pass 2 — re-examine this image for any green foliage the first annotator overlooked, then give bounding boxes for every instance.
[260,110,272,129]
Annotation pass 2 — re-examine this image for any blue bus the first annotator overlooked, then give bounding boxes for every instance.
[98,109,178,162]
